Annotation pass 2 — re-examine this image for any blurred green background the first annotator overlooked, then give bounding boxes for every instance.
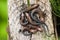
[0,0,7,40]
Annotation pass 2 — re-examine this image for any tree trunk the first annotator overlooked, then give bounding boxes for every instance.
[8,0,58,40]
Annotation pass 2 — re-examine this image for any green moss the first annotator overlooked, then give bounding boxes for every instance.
[27,0,30,6]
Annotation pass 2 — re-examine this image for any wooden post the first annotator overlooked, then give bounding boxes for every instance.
[8,0,58,40]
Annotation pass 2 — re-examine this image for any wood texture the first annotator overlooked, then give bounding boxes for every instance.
[8,0,57,40]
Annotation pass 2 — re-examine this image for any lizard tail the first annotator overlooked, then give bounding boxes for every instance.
[41,23,54,37]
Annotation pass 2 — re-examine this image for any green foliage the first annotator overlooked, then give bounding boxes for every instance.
[59,37,60,40]
[50,0,60,17]
[0,0,7,2]
[0,0,7,40]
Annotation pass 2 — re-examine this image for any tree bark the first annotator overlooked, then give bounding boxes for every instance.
[8,0,58,40]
